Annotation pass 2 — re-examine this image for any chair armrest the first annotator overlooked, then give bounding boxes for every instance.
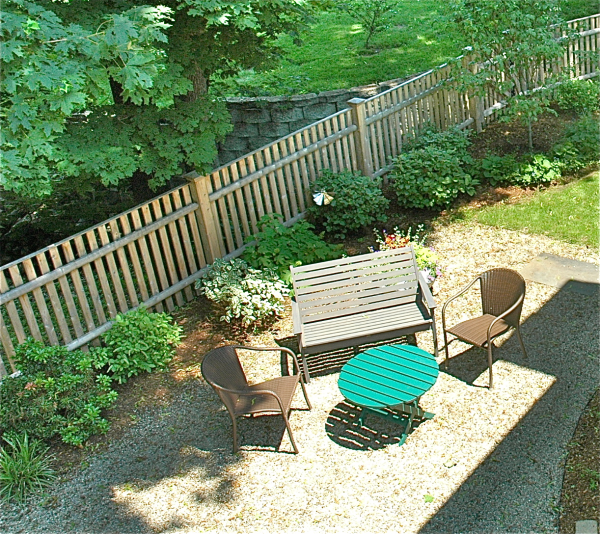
[486,294,525,342]
[237,389,287,413]
[291,299,302,335]
[418,271,437,310]
[441,275,481,319]
[417,271,437,310]
[230,345,304,381]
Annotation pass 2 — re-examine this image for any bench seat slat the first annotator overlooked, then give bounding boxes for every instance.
[302,302,430,346]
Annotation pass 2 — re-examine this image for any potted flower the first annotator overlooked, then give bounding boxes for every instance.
[372,226,442,293]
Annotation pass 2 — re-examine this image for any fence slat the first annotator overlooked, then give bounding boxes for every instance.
[162,194,193,302]
[48,247,85,339]
[116,215,147,304]
[35,253,72,344]
[21,259,59,345]
[7,266,43,342]
[96,225,128,313]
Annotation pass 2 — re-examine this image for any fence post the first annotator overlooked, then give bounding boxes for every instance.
[185,172,224,264]
[462,55,485,133]
[348,98,374,177]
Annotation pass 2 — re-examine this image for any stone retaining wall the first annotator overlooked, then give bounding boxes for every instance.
[217,75,417,166]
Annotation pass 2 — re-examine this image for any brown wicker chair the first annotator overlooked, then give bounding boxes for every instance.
[201,345,311,453]
[441,268,528,389]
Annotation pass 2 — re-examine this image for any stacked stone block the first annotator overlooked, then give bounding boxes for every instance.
[216,75,416,166]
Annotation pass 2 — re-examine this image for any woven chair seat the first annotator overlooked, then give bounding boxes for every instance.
[445,314,511,348]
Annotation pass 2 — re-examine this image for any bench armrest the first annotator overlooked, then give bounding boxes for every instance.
[418,271,437,310]
[291,299,302,335]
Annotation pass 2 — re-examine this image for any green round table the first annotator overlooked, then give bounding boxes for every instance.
[338,343,439,445]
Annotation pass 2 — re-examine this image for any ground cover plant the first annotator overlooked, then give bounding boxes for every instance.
[196,258,290,327]
[0,432,56,503]
[0,340,118,447]
[215,0,598,96]
[390,126,478,209]
[93,307,183,384]
[474,170,599,248]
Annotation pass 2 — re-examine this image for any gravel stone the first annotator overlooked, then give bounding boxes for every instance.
[1,222,598,534]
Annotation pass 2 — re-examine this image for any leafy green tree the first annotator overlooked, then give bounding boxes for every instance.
[449,0,570,150]
[1,0,316,198]
[338,0,399,50]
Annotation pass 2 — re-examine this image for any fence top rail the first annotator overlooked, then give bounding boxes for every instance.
[363,66,439,105]
[567,13,600,24]
[0,183,190,273]
[207,107,354,181]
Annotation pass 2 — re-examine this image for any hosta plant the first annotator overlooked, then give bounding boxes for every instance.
[196,258,290,327]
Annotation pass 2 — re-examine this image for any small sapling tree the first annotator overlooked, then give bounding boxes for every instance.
[449,0,570,151]
[338,0,399,50]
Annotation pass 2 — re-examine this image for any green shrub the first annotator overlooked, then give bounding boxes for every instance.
[0,340,117,446]
[0,432,56,503]
[474,154,520,186]
[93,307,182,384]
[243,214,344,282]
[196,258,290,327]
[306,169,389,238]
[554,79,600,115]
[390,126,478,209]
[513,154,562,186]
[552,115,600,174]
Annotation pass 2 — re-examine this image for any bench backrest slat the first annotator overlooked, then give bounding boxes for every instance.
[291,246,421,322]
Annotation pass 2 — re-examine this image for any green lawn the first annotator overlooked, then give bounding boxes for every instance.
[475,172,599,248]
[217,0,599,96]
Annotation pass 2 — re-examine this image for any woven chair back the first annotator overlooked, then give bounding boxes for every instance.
[201,346,249,414]
[480,268,526,328]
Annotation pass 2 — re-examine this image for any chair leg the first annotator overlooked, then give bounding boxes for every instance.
[443,329,450,370]
[516,325,528,359]
[430,311,439,360]
[300,352,310,384]
[299,380,312,410]
[281,412,299,454]
[231,416,238,454]
[487,343,494,389]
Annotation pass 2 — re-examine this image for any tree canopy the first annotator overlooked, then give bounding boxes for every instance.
[1,0,316,197]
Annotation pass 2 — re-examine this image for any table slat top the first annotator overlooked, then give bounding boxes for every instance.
[339,344,439,408]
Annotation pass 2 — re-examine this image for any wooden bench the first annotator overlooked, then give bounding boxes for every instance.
[290,246,438,382]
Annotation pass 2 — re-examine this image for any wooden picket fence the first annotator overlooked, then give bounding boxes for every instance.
[0,14,598,375]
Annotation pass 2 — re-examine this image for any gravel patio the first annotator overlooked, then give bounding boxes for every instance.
[2,222,598,534]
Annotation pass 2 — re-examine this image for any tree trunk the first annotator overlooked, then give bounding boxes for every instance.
[527,119,533,152]
[186,65,208,102]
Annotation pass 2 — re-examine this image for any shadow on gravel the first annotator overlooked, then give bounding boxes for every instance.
[325,400,426,450]
[419,280,600,533]
[22,381,244,534]
[276,335,413,379]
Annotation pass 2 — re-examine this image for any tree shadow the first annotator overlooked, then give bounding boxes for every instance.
[24,381,244,533]
[419,280,600,533]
